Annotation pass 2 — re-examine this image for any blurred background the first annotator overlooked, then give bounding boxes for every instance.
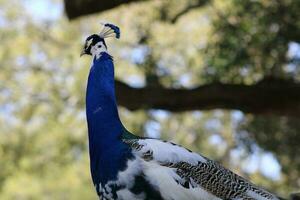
[0,0,300,199]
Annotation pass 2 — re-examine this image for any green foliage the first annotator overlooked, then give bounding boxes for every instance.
[205,0,300,83]
[0,0,299,199]
[239,115,300,193]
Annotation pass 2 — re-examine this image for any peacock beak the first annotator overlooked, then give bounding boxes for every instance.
[80,49,87,57]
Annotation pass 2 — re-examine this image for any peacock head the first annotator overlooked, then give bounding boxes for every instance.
[80,23,120,57]
[81,34,107,57]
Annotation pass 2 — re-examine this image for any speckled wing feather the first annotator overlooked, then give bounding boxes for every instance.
[161,159,277,200]
[123,138,280,200]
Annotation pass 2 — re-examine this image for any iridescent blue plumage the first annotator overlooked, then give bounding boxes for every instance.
[86,52,132,188]
[85,52,162,199]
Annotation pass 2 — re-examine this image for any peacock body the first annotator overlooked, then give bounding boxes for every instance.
[81,23,281,200]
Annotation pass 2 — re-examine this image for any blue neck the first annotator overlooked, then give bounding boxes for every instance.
[86,53,131,186]
[86,53,122,150]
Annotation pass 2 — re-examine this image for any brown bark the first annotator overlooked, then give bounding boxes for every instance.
[64,0,146,19]
[115,79,300,117]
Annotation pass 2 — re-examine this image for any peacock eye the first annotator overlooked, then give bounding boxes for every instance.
[98,44,102,48]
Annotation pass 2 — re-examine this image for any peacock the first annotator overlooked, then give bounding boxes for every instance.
[80,23,283,200]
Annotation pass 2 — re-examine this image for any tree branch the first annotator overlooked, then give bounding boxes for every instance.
[170,0,209,23]
[64,0,146,20]
[115,79,300,117]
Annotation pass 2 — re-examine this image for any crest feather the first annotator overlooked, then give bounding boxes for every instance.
[99,23,120,39]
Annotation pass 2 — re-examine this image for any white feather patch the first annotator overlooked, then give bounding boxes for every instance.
[142,160,221,200]
[96,158,144,199]
[133,139,207,165]
[116,158,142,188]
[116,189,145,200]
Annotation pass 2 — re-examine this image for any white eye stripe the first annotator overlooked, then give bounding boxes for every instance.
[86,39,93,47]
